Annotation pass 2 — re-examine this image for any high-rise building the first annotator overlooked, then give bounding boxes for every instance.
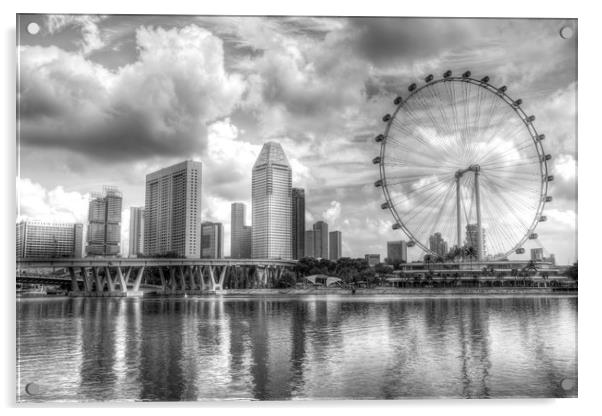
[329,231,342,260]
[201,222,223,259]
[17,221,83,258]
[429,232,448,258]
[304,230,315,258]
[313,221,329,259]
[387,240,408,264]
[231,202,252,258]
[291,188,305,259]
[531,248,544,262]
[86,187,122,256]
[465,224,486,259]
[365,254,381,267]
[128,207,144,257]
[144,160,202,258]
[252,142,292,259]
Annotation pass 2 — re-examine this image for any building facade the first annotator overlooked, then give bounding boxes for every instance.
[17,221,83,258]
[231,202,252,258]
[387,240,408,264]
[252,142,292,259]
[304,230,315,258]
[429,232,448,258]
[329,231,342,260]
[241,225,252,258]
[144,160,202,258]
[201,221,223,259]
[86,187,122,256]
[365,254,381,267]
[313,221,329,259]
[291,188,305,259]
[465,223,487,259]
[128,207,144,257]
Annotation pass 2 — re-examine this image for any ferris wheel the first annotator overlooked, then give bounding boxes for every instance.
[374,70,552,261]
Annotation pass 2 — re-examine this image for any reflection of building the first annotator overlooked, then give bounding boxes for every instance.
[231,202,251,258]
[365,254,381,267]
[530,248,544,261]
[387,240,407,264]
[87,187,122,256]
[465,224,486,259]
[313,221,329,259]
[291,188,305,259]
[128,207,144,257]
[252,142,292,259]
[17,221,83,258]
[329,231,342,260]
[201,222,223,259]
[304,230,315,258]
[429,232,448,257]
[144,161,202,258]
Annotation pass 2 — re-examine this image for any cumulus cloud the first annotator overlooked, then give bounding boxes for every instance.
[322,201,342,226]
[46,15,107,54]
[19,25,245,162]
[17,177,89,223]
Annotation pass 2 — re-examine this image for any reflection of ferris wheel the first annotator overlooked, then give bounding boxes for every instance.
[374,70,552,261]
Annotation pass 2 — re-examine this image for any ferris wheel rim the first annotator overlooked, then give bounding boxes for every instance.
[377,72,551,260]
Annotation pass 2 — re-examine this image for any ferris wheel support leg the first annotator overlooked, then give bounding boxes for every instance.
[475,169,483,262]
[456,176,462,250]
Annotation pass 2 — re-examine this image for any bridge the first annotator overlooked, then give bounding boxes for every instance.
[17,258,297,297]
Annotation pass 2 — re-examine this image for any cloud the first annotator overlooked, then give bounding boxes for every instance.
[322,201,342,226]
[19,25,245,163]
[46,15,107,54]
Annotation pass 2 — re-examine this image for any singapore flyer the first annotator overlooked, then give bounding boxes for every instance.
[374,70,552,261]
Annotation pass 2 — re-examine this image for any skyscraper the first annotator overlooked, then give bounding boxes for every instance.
[329,231,342,260]
[313,221,329,259]
[231,202,251,258]
[530,248,544,262]
[304,230,315,258]
[465,224,486,259]
[252,142,292,259]
[86,187,122,256]
[291,188,305,259]
[17,221,83,258]
[201,221,223,259]
[387,240,408,264]
[128,207,144,257]
[429,232,448,258]
[144,160,202,258]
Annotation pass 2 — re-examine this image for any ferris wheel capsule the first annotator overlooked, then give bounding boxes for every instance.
[543,154,552,161]
[407,241,416,247]
[545,196,553,202]
[374,179,383,187]
[382,114,391,122]
[540,215,547,222]
[394,96,403,105]
[392,223,401,230]
[375,134,385,143]
[529,233,538,239]
[443,70,452,78]
[547,175,554,181]
[513,99,523,106]
[462,70,471,78]
[480,76,490,83]
[380,202,390,209]
[498,85,507,93]
[515,248,525,254]
[537,134,546,141]
[408,83,417,92]
[425,74,434,83]
[372,156,381,164]
[526,115,536,122]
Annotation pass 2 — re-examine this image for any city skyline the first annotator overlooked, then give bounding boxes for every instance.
[16,15,577,263]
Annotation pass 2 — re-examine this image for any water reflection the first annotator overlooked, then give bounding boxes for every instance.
[16,295,577,402]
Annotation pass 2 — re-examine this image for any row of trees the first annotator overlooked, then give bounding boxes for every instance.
[295,257,376,284]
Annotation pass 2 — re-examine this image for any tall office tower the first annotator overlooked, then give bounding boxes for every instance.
[241,225,252,258]
[291,188,306,259]
[365,254,381,267]
[428,232,449,258]
[86,187,122,256]
[313,221,329,259]
[329,231,342,260]
[304,230,315,258]
[530,248,544,262]
[387,240,408,264]
[144,160,202,258]
[201,221,223,259]
[128,207,144,257]
[465,224,487,259]
[252,142,292,259]
[17,221,83,258]
[231,202,250,258]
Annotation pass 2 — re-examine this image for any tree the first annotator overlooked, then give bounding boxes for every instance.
[276,271,297,288]
[565,262,578,280]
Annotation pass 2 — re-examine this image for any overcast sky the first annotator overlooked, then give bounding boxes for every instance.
[16,15,577,263]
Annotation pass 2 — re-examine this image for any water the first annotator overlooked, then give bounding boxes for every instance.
[16,295,577,402]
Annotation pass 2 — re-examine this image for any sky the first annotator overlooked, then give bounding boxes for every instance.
[15,15,577,263]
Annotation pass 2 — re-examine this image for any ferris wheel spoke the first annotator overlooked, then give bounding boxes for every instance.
[479,179,532,232]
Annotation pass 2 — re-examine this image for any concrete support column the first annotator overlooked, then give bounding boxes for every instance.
[187,266,196,290]
[158,268,167,292]
[178,266,186,291]
[198,266,207,290]
[132,266,145,292]
[93,267,103,292]
[105,267,115,292]
[68,267,79,292]
[208,266,217,290]
[116,267,127,293]
[169,267,177,293]
[217,265,228,290]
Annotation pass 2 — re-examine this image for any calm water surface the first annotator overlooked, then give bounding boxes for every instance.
[16,295,577,401]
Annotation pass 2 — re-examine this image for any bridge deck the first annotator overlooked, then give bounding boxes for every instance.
[17,258,297,268]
